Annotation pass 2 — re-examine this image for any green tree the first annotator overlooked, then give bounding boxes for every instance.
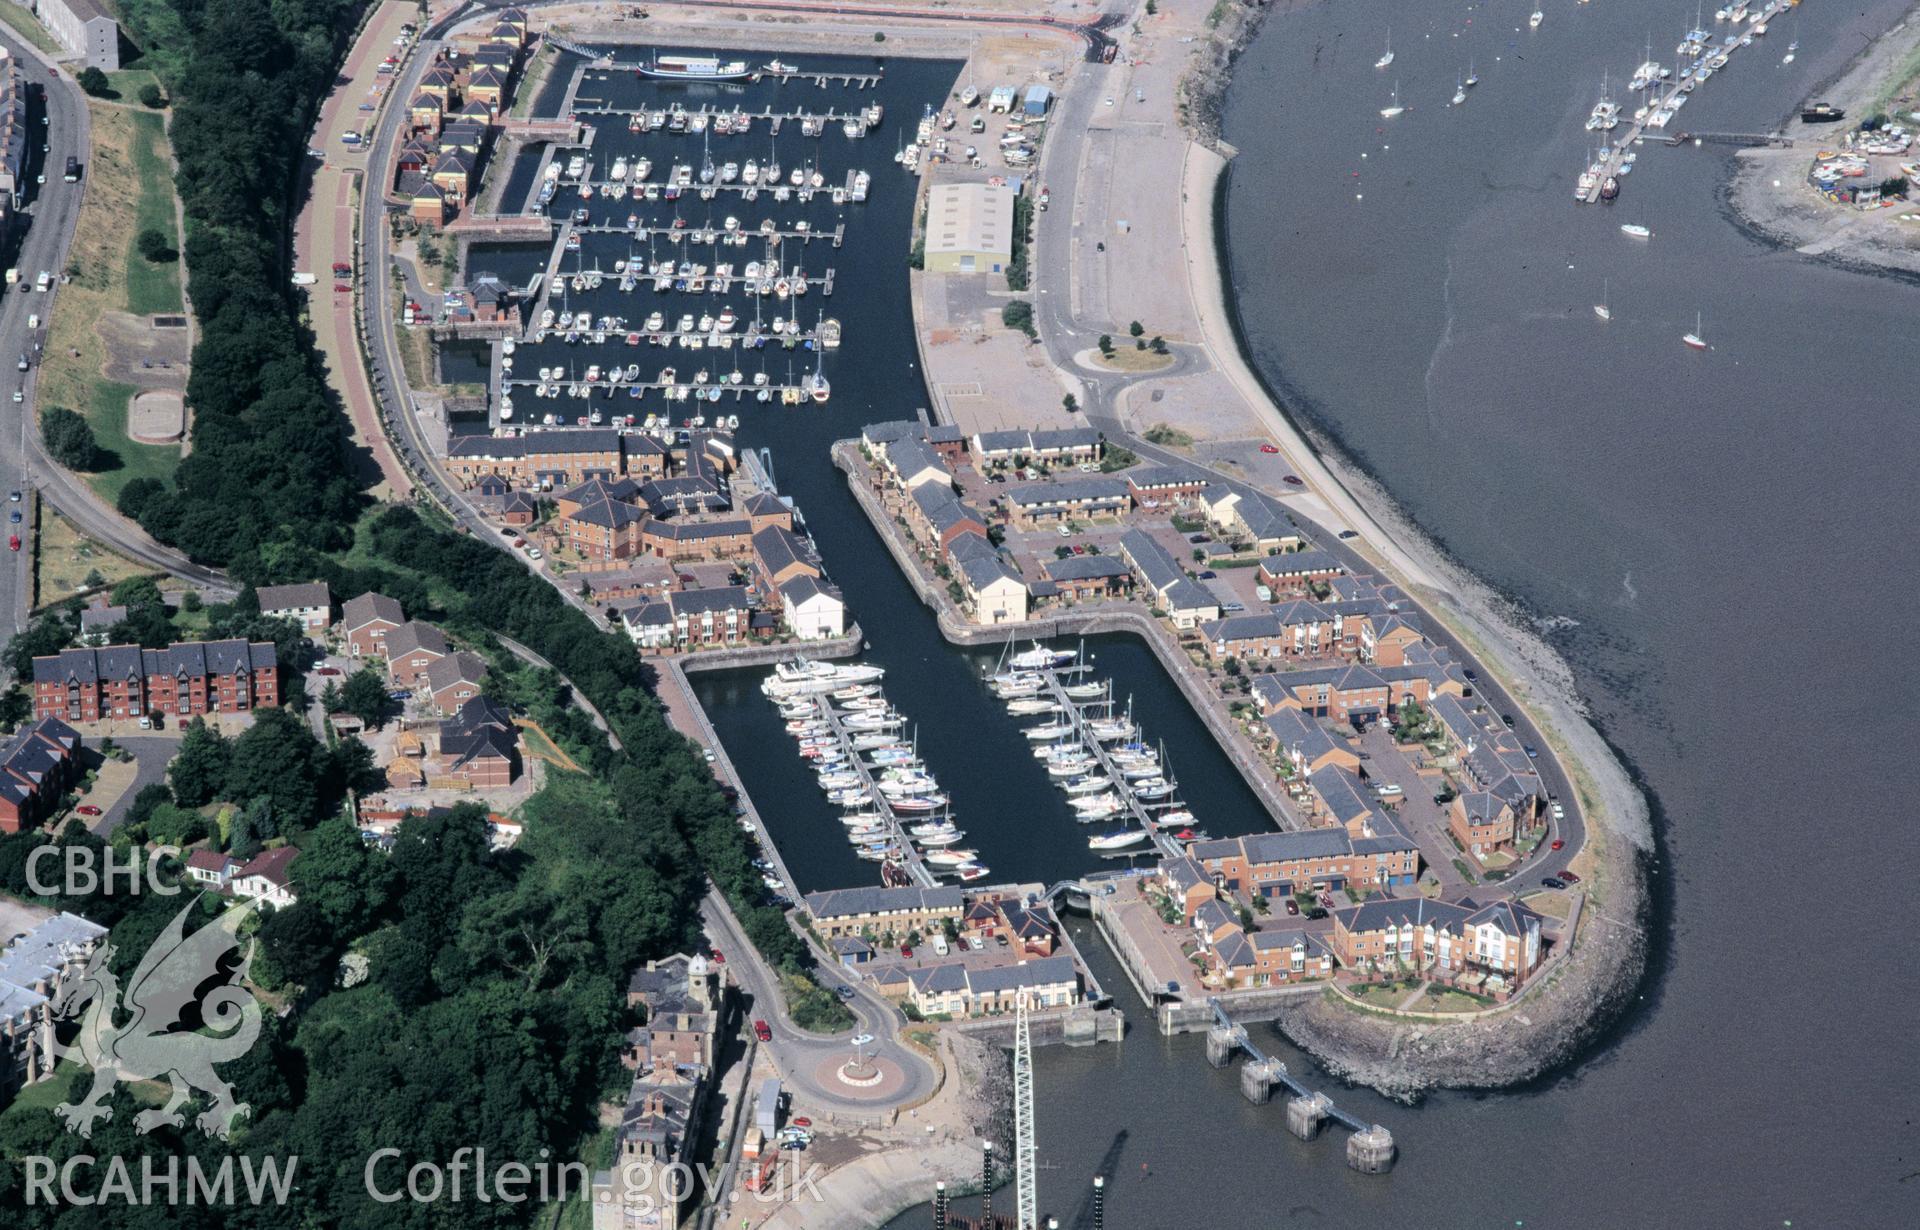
[76,67,110,97]
[126,782,173,831]
[223,708,324,827]
[139,83,166,108]
[1062,393,1079,414]
[340,666,390,729]
[41,406,104,471]
[169,718,231,807]
[137,228,177,263]
[1001,299,1035,338]
[1130,320,1145,337]
[1098,334,1114,356]
[291,814,393,935]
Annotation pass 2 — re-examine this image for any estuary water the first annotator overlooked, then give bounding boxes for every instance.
[884,0,1919,1226]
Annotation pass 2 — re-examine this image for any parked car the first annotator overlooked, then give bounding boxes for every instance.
[8,491,18,502]
[313,665,341,676]
[1558,871,1581,885]
[1337,529,1358,539]
[1306,907,1328,920]
[7,511,17,524]
[753,1020,772,1042]
[1285,899,1300,916]
[76,804,101,817]
[1501,713,1516,728]
[1259,443,1279,454]
[833,985,854,1000]
[1541,877,1566,890]
[8,535,18,552]
[708,948,724,964]
[1524,744,1538,759]
[387,689,411,700]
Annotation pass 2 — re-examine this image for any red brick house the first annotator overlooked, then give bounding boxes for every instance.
[342,592,406,659]
[0,719,81,834]
[32,642,278,722]
[384,622,451,689]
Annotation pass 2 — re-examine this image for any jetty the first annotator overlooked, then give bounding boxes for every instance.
[1204,998,1396,1174]
[803,693,939,889]
[547,38,883,90]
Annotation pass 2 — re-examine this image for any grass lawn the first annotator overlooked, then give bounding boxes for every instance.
[124,110,183,315]
[35,503,155,607]
[106,68,164,104]
[0,11,63,58]
[1144,423,1194,449]
[1095,347,1175,373]
[38,102,185,506]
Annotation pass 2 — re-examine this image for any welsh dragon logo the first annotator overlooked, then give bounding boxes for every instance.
[47,896,264,1139]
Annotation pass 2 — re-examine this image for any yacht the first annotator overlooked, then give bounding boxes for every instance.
[1380,80,1404,119]
[1594,278,1612,322]
[1452,75,1467,107]
[1375,31,1394,70]
[1465,59,1479,88]
[1620,223,1653,239]
[1530,10,1544,30]
[1089,830,1149,851]
[1682,312,1708,350]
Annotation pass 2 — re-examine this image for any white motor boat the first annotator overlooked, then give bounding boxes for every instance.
[1089,830,1149,850]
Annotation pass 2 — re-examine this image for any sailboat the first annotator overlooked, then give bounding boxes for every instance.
[1452,73,1467,106]
[1682,312,1708,350]
[1375,30,1394,70]
[1783,23,1799,64]
[1380,81,1404,119]
[1465,58,1480,88]
[1594,279,1612,321]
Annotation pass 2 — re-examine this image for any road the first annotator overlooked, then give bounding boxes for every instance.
[1020,8,1591,888]
[700,890,938,1116]
[0,22,235,654]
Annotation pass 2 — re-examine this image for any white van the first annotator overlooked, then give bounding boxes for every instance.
[931,933,949,957]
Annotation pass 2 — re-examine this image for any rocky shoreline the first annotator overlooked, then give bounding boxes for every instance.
[1726,12,1920,276]
[1176,0,1280,150]
[1171,9,1656,1099]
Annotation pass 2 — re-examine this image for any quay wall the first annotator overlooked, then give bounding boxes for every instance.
[831,440,1302,830]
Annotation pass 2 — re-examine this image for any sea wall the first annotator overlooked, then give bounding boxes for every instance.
[1177,0,1279,151]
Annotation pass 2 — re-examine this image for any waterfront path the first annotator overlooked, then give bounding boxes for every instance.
[1013,0,1594,889]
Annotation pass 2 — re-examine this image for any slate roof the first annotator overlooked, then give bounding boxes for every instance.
[778,574,839,608]
[425,651,488,694]
[1335,896,1476,935]
[752,526,813,577]
[342,591,406,630]
[1261,549,1344,579]
[385,622,450,661]
[1118,528,1184,594]
[1003,477,1129,508]
[965,954,1077,994]
[257,582,331,613]
[802,885,964,920]
[1043,554,1131,582]
[448,428,623,459]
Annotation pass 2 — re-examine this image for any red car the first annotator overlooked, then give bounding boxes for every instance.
[334,283,352,293]
[792,1116,812,1129]
[1259,443,1279,454]
[1550,839,1565,851]
[900,946,913,959]
[8,535,18,552]
[709,948,725,965]
[753,1019,771,1042]
[313,665,341,676]
[76,804,101,816]
[1558,871,1581,884]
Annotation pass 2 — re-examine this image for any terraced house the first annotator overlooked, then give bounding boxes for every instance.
[32,641,279,722]
[1191,822,1420,901]
[0,718,81,834]
[1331,896,1547,996]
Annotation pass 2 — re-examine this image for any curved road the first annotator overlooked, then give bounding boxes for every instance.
[1023,21,1589,888]
[701,890,937,1115]
[0,21,235,648]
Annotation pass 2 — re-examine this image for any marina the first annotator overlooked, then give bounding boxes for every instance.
[762,658,990,890]
[984,642,1205,866]
[1571,0,1804,205]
